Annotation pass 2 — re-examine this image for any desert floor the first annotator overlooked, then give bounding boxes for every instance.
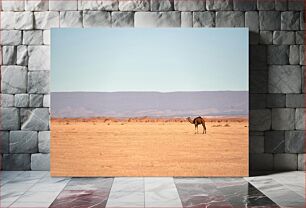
[51,118,248,177]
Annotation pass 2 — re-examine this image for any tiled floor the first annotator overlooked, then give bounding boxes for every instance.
[1,171,304,208]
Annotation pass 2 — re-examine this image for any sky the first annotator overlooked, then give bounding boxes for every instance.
[51,28,248,92]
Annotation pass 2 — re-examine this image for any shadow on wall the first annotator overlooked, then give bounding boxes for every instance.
[248,28,305,175]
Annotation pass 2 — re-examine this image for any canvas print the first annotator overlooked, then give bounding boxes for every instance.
[51,28,249,176]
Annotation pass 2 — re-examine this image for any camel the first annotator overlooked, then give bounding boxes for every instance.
[187,116,206,134]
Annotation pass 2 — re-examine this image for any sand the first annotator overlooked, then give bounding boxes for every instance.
[51,118,248,177]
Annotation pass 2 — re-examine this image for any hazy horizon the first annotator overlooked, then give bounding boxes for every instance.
[51,91,248,118]
[54,90,247,93]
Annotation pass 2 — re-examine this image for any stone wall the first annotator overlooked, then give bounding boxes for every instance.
[0,0,304,172]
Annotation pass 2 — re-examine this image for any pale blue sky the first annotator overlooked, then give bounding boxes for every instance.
[51,28,248,92]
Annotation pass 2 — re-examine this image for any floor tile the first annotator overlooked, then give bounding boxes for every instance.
[10,191,60,206]
[1,195,20,208]
[1,181,39,208]
[268,171,305,198]
[28,177,70,192]
[216,181,279,207]
[111,177,144,192]
[50,190,109,208]
[174,177,213,184]
[145,177,177,192]
[1,171,24,186]
[145,190,183,208]
[145,177,182,208]
[106,191,144,208]
[64,177,113,191]
[8,171,48,184]
[211,177,247,184]
[175,177,281,208]
[19,190,60,202]
[15,171,48,180]
[245,184,281,207]
[1,171,24,179]
[175,179,231,208]
[51,178,114,208]
[9,201,51,208]
[175,182,220,196]
[0,171,304,208]
[38,176,71,183]
[1,181,37,196]
[246,176,305,208]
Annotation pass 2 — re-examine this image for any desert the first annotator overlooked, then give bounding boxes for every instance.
[51,117,248,177]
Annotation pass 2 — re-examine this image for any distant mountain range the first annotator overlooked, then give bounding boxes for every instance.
[51,91,248,118]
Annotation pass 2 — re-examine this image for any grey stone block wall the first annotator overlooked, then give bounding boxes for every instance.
[0,0,304,172]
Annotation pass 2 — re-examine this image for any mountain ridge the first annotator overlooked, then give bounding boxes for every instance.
[51,91,248,118]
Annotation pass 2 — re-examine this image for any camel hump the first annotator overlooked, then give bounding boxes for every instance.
[193,116,203,123]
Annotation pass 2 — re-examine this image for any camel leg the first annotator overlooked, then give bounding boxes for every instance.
[202,124,206,134]
[194,125,196,134]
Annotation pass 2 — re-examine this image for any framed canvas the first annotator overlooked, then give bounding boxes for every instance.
[51,28,249,176]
